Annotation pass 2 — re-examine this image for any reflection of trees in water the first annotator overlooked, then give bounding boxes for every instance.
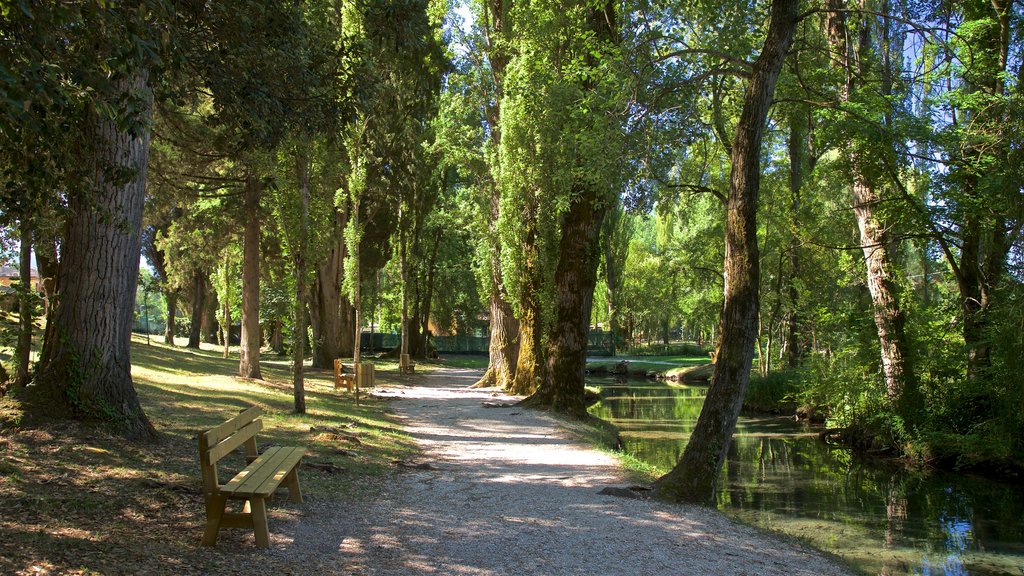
[589,379,1024,576]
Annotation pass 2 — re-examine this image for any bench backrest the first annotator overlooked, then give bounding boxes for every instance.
[198,406,262,492]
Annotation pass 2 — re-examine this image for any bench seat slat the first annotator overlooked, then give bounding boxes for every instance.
[222,446,305,498]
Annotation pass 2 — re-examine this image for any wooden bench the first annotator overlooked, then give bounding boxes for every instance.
[198,406,305,548]
[334,359,355,391]
[399,353,416,374]
[334,359,375,391]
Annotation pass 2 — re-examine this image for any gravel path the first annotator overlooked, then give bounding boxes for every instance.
[315,368,853,576]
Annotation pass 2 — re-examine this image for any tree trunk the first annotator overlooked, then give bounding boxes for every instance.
[826,0,917,413]
[352,196,362,368]
[202,287,219,344]
[520,1,617,413]
[784,109,806,368]
[510,221,542,395]
[309,211,346,367]
[15,218,33,387]
[340,298,355,357]
[221,249,231,359]
[187,270,205,349]
[400,205,410,363]
[475,293,519,389]
[31,66,156,439]
[239,173,263,379]
[654,0,797,503]
[524,185,607,417]
[419,227,442,358]
[164,290,177,346]
[473,0,520,389]
[292,143,311,414]
[270,318,285,355]
[35,237,58,329]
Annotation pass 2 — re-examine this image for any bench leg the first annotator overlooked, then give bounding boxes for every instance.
[202,494,228,546]
[250,497,271,548]
[286,467,303,504]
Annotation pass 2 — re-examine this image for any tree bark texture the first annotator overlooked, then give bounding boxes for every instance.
[526,185,607,417]
[654,0,797,504]
[826,0,916,412]
[32,66,156,439]
[164,290,177,345]
[187,270,206,349]
[510,220,542,396]
[15,218,33,387]
[203,287,219,344]
[292,145,311,414]
[239,174,263,379]
[309,210,347,368]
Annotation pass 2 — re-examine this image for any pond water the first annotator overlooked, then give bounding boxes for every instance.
[588,378,1024,576]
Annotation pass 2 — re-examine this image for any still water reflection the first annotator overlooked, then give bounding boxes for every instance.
[588,378,1024,576]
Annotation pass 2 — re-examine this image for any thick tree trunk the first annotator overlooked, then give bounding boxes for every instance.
[654,0,797,503]
[853,182,915,405]
[309,211,346,368]
[187,271,205,349]
[474,293,519,388]
[15,218,33,387]
[239,174,263,379]
[202,288,219,344]
[31,66,156,439]
[520,1,617,412]
[473,0,520,389]
[826,0,916,413]
[269,318,285,354]
[510,222,542,396]
[524,186,607,417]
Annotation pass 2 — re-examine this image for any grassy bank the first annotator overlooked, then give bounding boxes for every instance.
[0,336,416,574]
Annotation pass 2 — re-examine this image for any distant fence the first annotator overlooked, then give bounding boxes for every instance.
[432,335,489,354]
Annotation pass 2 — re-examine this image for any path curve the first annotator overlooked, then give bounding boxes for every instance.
[333,367,852,576]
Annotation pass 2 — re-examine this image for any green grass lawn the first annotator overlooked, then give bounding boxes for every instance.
[587,354,710,375]
[0,334,417,573]
[432,354,489,371]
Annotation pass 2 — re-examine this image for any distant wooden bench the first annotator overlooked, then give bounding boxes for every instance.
[334,359,375,391]
[333,359,355,391]
[198,406,304,548]
[399,353,416,374]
